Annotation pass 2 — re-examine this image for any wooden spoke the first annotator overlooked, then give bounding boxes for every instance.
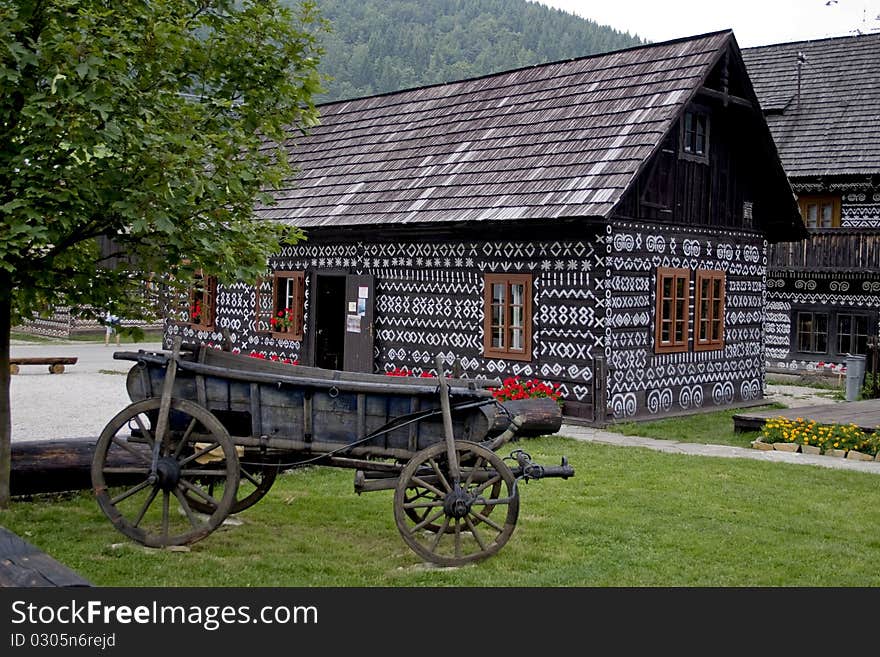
[429,458,452,493]
[394,441,519,566]
[174,417,200,458]
[470,509,505,533]
[173,488,202,529]
[132,487,159,528]
[132,415,155,447]
[409,508,446,534]
[111,436,151,464]
[179,478,221,509]
[178,441,221,468]
[410,476,445,498]
[91,398,239,548]
[110,479,153,506]
[182,461,278,516]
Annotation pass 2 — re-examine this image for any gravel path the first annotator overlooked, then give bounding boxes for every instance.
[10,341,162,441]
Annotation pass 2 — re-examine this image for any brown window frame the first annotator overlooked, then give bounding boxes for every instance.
[483,273,533,361]
[654,267,690,354]
[798,195,841,229]
[255,270,305,341]
[694,269,725,351]
[187,270,218,331]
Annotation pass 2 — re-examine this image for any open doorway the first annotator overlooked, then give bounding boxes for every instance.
[313,274,346,370]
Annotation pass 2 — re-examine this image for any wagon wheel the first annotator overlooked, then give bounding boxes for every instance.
[182,460,279,515]
[393,441,519,566]
[91,398,240,548]
[400,453,503,533]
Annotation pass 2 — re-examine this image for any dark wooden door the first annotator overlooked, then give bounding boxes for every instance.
[342,274,375,373]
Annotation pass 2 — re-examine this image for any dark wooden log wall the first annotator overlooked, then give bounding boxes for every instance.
[168,235,604,417]
[603,220,767,420]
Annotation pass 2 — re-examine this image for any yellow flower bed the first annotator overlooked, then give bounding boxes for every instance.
[759,417,879,456]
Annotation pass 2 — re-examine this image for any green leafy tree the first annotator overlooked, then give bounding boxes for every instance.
[0,0,326,507]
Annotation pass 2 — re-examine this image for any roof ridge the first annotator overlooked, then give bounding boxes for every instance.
[315,30,734,109]
[743,31,880,51]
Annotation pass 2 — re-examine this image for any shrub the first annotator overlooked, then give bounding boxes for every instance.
[862,372,880,400]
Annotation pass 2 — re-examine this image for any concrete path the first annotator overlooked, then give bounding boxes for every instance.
[557,423,880,475]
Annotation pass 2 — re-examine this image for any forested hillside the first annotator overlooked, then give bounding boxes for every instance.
[307,0,643,101]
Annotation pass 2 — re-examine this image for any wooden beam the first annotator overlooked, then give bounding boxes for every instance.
[698,86,754,109]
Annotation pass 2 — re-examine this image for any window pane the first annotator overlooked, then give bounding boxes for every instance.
[492,283,505,305]
[797,313,813,352]
[676,277,686,299]
[662,277,673,302]
[675,298,685,326]
[492,326,504,348]
[696,117,706,154]
[699,318,709,342]
[661,320,671,343]
[674,319,685,343]
[510,283,524,307]
[491,304,504,328]
[712,319,722,341]
[821,203,833,228]
[662,299,672,323]
[806,204,818,228]
[510,328,523,350]
[511,304,523,330]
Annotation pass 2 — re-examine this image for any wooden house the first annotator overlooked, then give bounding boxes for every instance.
[742,33,880,376]
[167,31,805,422]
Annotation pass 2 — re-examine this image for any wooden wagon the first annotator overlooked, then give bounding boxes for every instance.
[90,339,574,565]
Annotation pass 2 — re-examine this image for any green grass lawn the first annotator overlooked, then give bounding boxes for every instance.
[4,436,880,586]
[604,404,786,449]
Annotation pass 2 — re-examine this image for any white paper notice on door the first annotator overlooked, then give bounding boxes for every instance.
[358,286,369,299]
[346,314,361,333]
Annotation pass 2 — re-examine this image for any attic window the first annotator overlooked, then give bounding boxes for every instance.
[798,195,840,229]
[681,110,709,162]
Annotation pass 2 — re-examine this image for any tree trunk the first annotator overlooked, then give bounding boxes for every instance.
[0,272,11,508]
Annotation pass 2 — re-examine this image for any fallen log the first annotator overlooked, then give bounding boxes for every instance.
[11,437,148,497]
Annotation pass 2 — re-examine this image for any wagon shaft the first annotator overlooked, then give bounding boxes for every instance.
[354,451,575,493]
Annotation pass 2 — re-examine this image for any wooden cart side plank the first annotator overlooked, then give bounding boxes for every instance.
[250,383,262,437]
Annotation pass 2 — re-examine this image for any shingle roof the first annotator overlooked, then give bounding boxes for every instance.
[742,33,880,178]
[258,31,735,228]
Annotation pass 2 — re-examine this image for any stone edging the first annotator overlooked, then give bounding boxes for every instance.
[751,438,879,461]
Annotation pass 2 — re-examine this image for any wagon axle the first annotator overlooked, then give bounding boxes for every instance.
[154,456,181,492]
[443,484,474,519]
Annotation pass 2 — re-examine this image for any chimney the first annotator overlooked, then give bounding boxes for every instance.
[796,51,807,107]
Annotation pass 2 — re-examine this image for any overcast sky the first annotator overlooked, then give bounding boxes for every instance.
[535,0,880,47]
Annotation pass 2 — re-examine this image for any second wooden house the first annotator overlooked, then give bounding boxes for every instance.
[167,30,805,422]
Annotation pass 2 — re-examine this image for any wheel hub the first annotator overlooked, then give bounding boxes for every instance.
[155,456,181,492]
[443,484,473,519]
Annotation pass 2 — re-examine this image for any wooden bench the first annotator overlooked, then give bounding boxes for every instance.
[9,357,78,375]
[0,526,92,587]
